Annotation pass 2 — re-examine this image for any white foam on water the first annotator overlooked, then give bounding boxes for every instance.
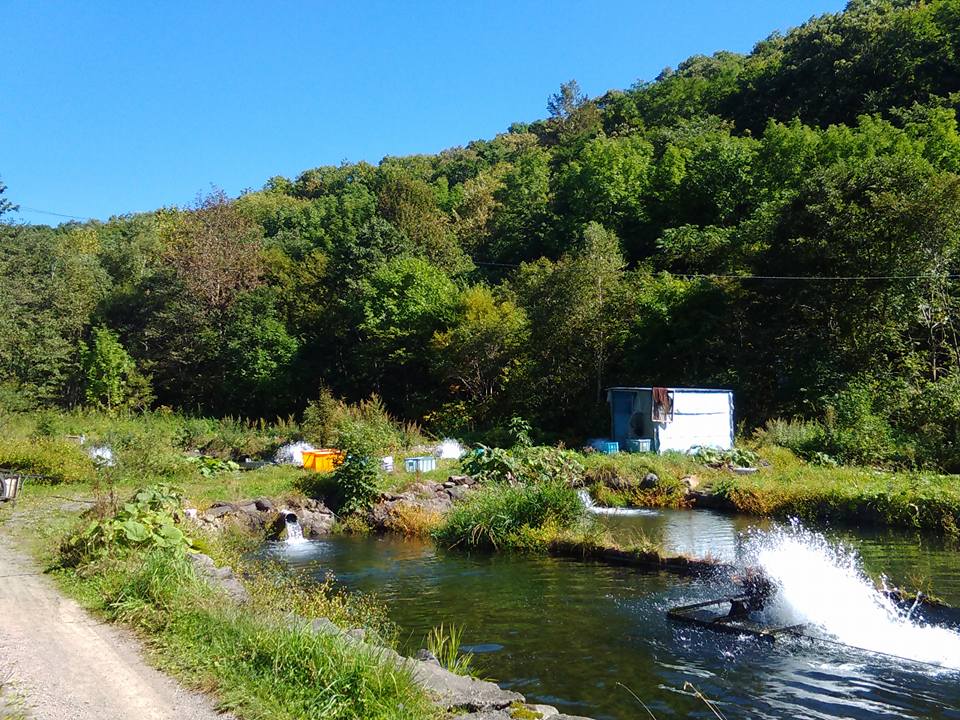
[577,489,658,517]
[284,517,307,545]
[274,441,315,466]
[749,522,960,670]
[436,439,465,459]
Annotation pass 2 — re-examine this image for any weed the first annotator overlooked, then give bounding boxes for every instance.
[382,504,444,537]
[426,624,475,677]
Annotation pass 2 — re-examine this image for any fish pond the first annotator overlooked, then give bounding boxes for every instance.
[260,510,960,719]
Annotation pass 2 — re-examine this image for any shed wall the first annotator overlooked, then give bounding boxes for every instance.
[655,391,734,452]
[607,388,734,453]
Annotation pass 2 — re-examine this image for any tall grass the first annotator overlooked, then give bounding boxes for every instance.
[425,624,475,676]
[433,480,588,550]
[64,547,437,720]
[0,437,96,484]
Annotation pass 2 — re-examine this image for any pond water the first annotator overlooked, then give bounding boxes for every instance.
[260,510,960,720]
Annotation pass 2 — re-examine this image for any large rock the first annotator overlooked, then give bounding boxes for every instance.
[367,475,477,532]
[196,496,335,538]
[187,552,250,604]
[408,658,523,711]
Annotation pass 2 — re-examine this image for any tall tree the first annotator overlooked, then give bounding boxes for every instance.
[162,189,264,315]
[0,178,17,220]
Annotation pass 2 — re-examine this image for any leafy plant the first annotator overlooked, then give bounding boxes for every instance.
[693,446,759,469]
[187,455,240,477]
[463,444,583,486]
[60,484,191,565]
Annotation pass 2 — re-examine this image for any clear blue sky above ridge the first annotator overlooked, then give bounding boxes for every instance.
[2,0,846,225]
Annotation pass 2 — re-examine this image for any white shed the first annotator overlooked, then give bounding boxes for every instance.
[607,386,734,454]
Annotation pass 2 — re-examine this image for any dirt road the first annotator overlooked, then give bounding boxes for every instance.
[0,540,227,720]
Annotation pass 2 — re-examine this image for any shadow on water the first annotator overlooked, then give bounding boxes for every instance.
[259,511,960,720]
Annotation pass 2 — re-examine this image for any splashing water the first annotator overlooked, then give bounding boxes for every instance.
[577,489,658,517]
[274,441,315,466]
[749,522,960,670]
[284,515,307,545]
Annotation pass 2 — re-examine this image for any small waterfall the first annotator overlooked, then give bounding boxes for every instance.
[284,512,307,545]
[750,522,960,669]
[577,489,657,517]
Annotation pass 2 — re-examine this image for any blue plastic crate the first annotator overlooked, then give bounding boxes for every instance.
[404,455,437,473]
[625,438,652,453]
[597,441,620,455]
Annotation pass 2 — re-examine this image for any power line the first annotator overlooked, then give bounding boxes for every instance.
[475,259,960,282]
[680,273,960,281]
[17,206,91,221]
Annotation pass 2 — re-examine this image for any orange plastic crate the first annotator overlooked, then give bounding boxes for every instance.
[301,449,344,473]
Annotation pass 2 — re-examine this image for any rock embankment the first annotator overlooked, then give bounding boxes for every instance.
[368,475,475,531]
[194,496,336,537]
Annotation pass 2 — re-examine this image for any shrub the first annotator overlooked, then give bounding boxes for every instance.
[302,391,422,453]
[60,484,191,566]
[753,418,826,456]
[329,427,382,514]
[433,480,586,550]
[106,426,185,477]
[0,437,96,483]
[463,444,584,486]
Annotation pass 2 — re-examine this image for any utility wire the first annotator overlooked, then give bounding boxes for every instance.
[680,273,960,281]
[475,260,960,282]
[17,206,91,221]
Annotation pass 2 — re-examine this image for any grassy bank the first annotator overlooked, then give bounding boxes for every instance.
[709,448,960,536]
[1,486,438,720]
[577,446,960,536]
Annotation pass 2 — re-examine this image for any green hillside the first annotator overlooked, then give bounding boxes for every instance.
[6,0,960,468]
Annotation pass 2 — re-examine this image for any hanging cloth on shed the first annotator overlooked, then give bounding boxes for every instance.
[652,387,674,423]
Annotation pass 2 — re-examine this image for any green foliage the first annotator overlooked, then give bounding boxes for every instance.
[187,455,240,477]
[13,1,960,469]
[433,479,586,550]
[711,452,960,537]
[0,437,96,484]
[425,624,475,677]
[81,327,153,413]
[753,418,827,457]
[463,443,584,486]
[302,391,423,454]
[60,484,191,566]
[329,427,382,514]
[693,446,759,469]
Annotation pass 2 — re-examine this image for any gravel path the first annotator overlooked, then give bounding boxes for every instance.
[0,540,228,720]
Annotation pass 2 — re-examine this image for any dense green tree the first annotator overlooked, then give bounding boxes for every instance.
[431,285,529,414]
[81,326,153,413]
[0,178,17,219]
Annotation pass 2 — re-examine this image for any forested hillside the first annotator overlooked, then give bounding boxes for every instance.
[6,0,960,468]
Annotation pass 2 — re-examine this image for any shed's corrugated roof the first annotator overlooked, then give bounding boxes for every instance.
[607,387,733,394]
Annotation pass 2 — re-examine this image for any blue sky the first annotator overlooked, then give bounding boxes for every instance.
[2,1,845,225]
